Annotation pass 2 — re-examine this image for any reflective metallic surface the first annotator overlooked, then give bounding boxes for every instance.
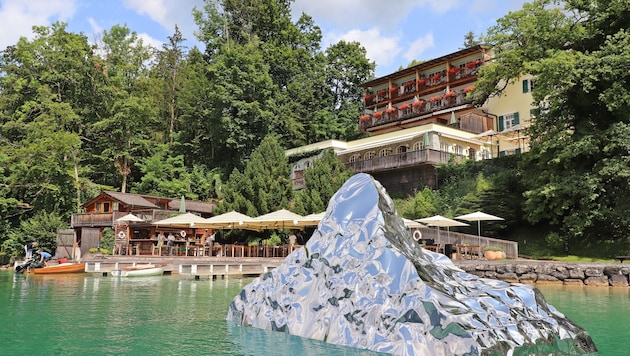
[227,173,596,355]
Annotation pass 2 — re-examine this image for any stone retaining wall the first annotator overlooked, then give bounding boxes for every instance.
[454,260,630,287]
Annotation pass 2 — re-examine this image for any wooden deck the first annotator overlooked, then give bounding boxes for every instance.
[84,255,284,279]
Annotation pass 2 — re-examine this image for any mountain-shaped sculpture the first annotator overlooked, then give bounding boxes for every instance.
[227,173,596,355]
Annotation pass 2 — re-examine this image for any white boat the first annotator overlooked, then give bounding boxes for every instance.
[110,264,166,277]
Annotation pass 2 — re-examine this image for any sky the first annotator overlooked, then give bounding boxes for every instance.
[0,0,530,77]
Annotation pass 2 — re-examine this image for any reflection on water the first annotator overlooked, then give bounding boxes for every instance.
[1,271,626,355]
[1,272,384,355]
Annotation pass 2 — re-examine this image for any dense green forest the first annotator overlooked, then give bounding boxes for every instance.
[1,0,629,259]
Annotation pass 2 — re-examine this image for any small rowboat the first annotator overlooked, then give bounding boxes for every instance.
[110,264,166,277]
[32,263,86,274]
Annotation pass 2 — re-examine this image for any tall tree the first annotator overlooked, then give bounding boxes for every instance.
[477,0,630,248]
[94,25,158,193]
[151,26,188,146]
[0,22,100,219]
[292,149,354,215]
[220,135,292,216]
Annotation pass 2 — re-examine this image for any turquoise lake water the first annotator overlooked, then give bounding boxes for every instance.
[0,270,627,355]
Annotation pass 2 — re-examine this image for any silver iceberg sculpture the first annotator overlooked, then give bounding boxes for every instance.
[227,173,596,355]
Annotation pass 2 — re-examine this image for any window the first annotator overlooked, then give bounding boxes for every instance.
[364,151,375,160]
[396,145,407,154]
[103,202,110,212]
[349,154,360,163]
[113,202,119,211]
[522,79,534,93]
[498,112,520,131]
[378,148,390,158]
[96,202,101,212]
[412,142,423,151]
[440,141,450,152]
[453,145,464,155]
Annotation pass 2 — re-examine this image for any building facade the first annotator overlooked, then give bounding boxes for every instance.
[287,45,536,194]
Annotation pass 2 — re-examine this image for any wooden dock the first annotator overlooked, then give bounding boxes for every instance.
[83,255,284,279]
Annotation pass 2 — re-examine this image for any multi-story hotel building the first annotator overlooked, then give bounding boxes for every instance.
[287,45,536,194]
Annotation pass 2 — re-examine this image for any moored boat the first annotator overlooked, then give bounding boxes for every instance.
[32,263,86,274]
[110,264,166,277]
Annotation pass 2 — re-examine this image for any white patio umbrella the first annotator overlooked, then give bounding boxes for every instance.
[194,210,255,230]
[245,209,304,231]
[416,215,469,244]
[116,213,144,223]
[455,211,504,245]
[152,212,207,228]
[403,218,424,229]
[296,212,326,228]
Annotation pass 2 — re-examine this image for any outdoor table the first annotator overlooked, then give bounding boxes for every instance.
[422,245,439,252]
[456,245,481,259]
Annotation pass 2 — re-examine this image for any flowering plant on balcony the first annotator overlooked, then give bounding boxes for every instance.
[359,114,370,122]
[364,94,373,101]
[403,80,415,88]
[385,106,397,113]
[377,89,387,96]
[429,95,442,102]
[432,73,442,81]
[444,90,456,98]
[412,100,424,107]
[399,103,410,110]
[389,86,399,93]
[448,67,459,75]
[464,85,475,93]
[417,79,427,86]
[373,111,383,118]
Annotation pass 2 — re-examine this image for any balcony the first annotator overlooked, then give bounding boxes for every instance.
[359,93,475,132]
[345,149,466,174]
[71,209,175,228]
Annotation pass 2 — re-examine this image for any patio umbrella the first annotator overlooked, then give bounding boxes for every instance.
[296,212,326,228]
[246,209,304,231]
[116,213,144,223]
[179,195,186,213]
[416,215,468,244]
[194,210,255,230]
[403,218,424,229]
[115,214,144,253]
[455,211,504,245]
[152,212,207,228]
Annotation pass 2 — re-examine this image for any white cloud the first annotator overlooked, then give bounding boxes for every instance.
[292,0,458,30]
[325,27,402,70]
[0,0,77,49]
[123,0,204,41]
[403,33,434,62]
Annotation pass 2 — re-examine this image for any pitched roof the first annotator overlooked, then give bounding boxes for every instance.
[103,191,159,209]
[168,199,215,214]
[84,191,216,213]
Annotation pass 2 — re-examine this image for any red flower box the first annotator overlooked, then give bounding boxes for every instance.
[359,114,370,122]
[403,80,415,88]
[373,111,382,118]
[399,103,410,110]
[432,73,442,81]
[464,85,475,93]
[364,94,373,101]
[444,90,456,98]
[390,86,399,93]
[448,68,459,75]
[429,95,442,102]
[412,100,424,107]
[417,79,426,86]
[386,106,397,113]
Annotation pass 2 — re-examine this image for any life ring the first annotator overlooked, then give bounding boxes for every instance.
[118,231,126,239]
[413,230,422,241]
[180,230,187,238]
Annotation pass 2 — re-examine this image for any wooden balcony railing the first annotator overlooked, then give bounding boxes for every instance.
[360,93,475,131]
[345,149,466,173]
[71,209,177,227]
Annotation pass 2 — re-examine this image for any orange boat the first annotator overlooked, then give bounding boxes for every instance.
[32,263,86,274]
